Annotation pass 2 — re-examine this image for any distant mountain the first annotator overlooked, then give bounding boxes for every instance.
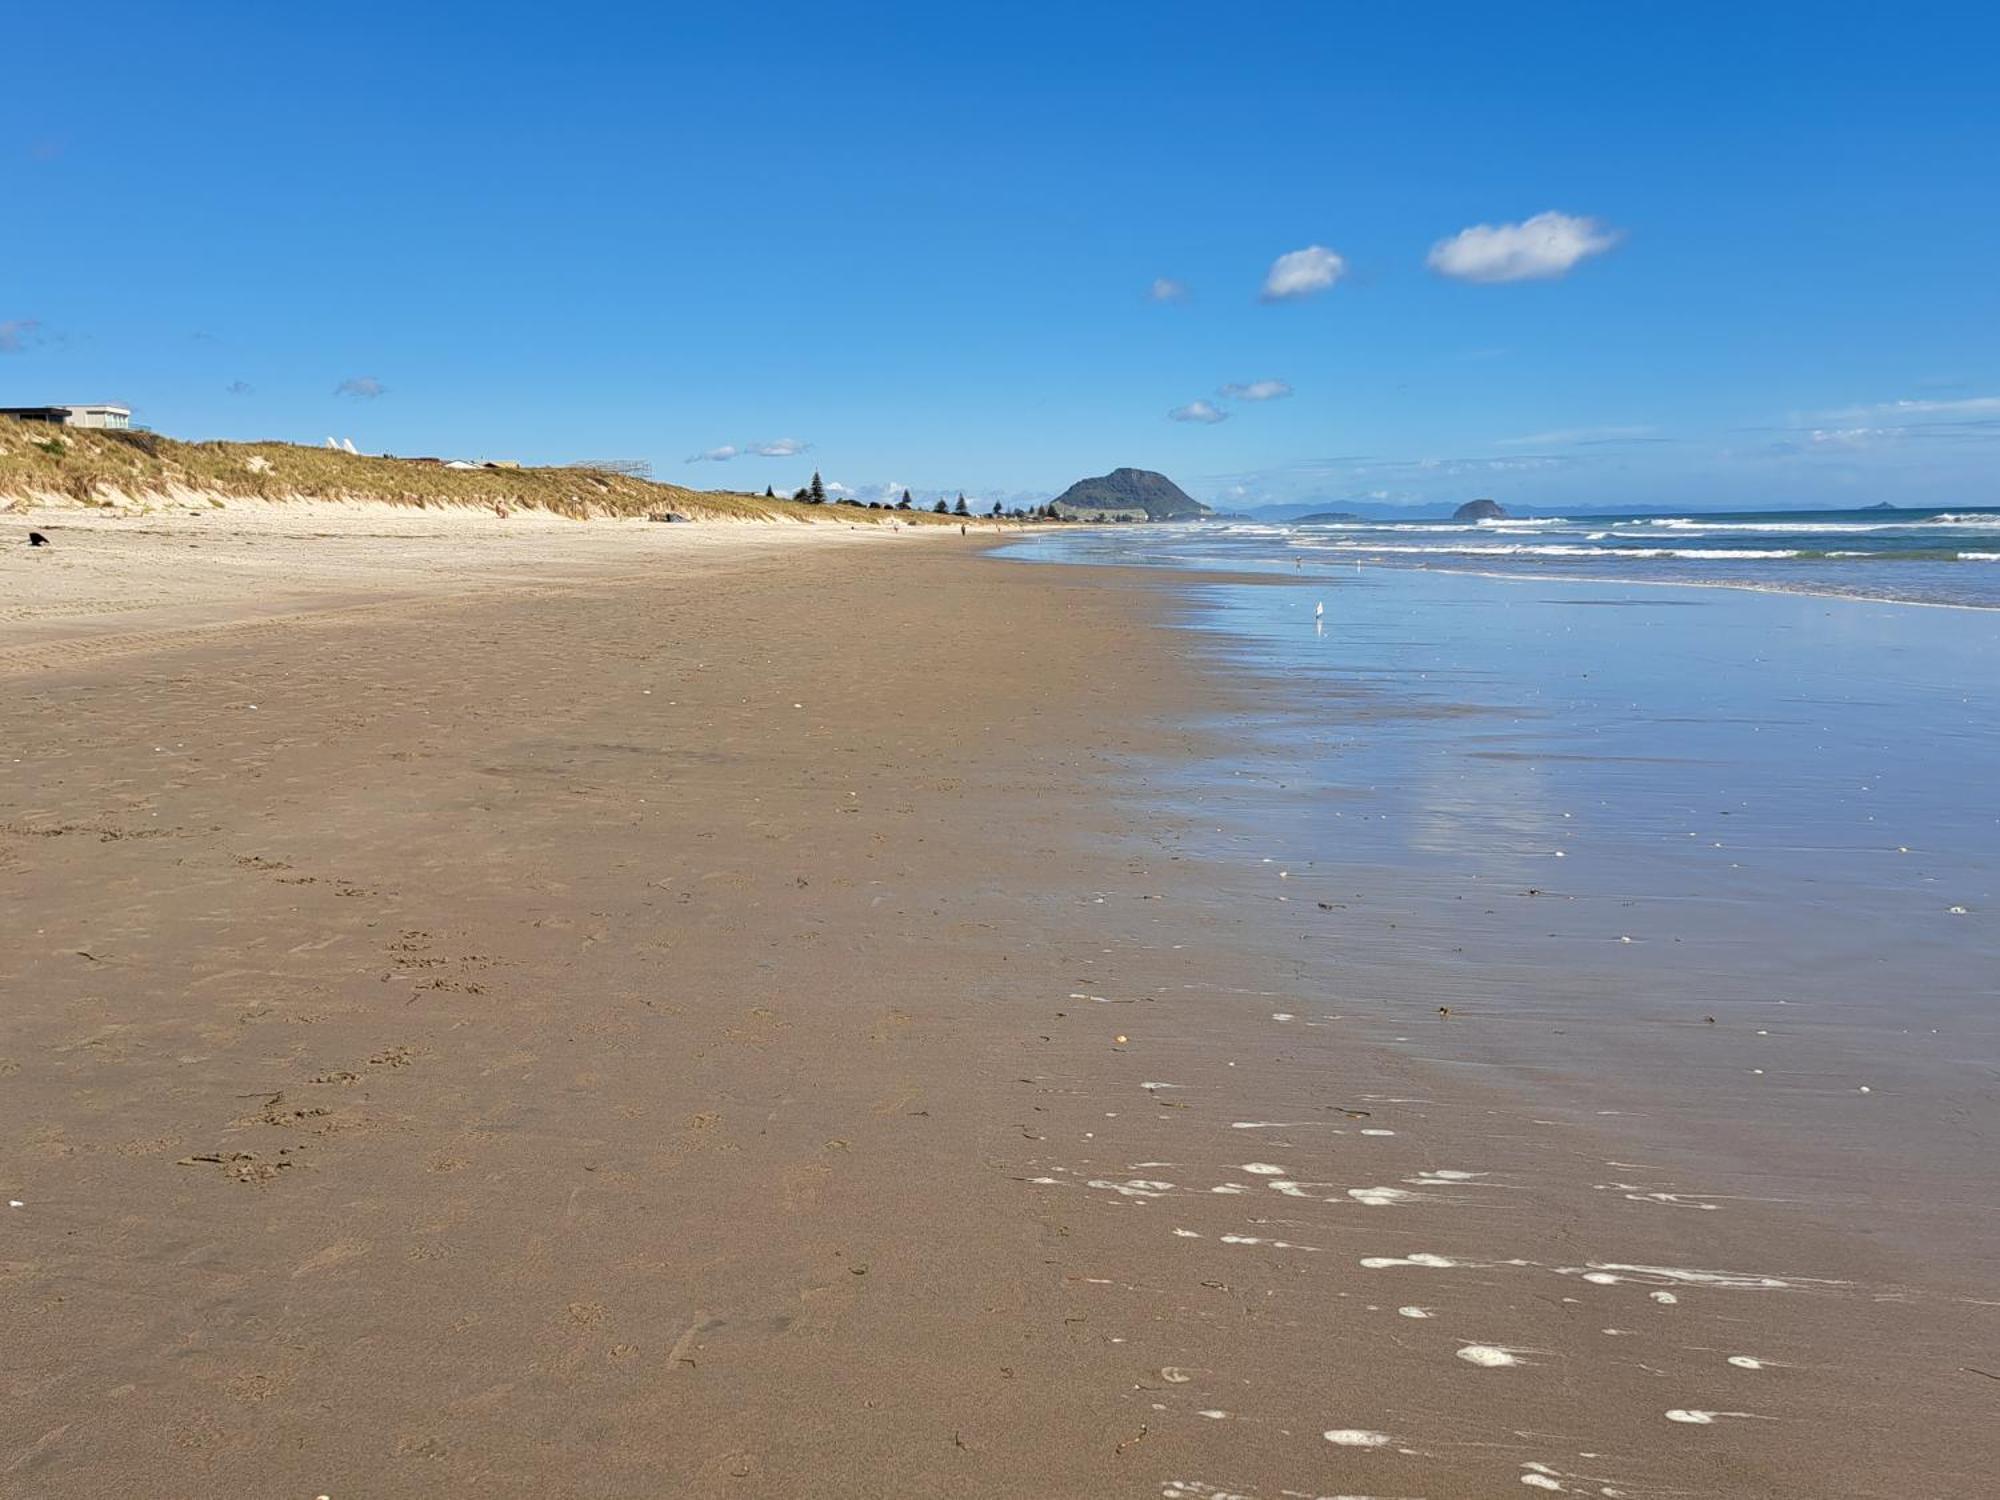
[1050,467,1208,521]
[1228,498,1951,524]
[1451,498,1509,521]
[1233,501,1362,522]
[1232,499,1515,522]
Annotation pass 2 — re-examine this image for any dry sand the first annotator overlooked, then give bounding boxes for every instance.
[1,510,1992,1497]
[0,499,983,668]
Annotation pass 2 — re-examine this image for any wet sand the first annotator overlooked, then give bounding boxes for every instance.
[3,523,1995,1497]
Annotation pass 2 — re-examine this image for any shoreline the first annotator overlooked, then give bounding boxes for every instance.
[997,520,2000,612]
[1367,557,2000,611]
[1047,545,2000,612]
[3,529,1994,1496]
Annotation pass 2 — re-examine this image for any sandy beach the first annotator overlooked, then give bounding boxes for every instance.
[3,512,1995,1498]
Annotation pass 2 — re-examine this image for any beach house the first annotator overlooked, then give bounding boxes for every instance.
[0,403,133,429]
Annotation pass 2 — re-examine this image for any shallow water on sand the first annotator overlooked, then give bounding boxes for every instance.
[991,537,2000,1496]
[1031,507,2000,609]
[1005,535,2000,1281]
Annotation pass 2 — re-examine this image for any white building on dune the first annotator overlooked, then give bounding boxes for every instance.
[0,403,133,430]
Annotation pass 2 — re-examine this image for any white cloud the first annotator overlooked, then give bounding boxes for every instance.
[1822,395,2000,419]
[824,479,902,503]
[1427,211,1619,283]
[1261,246,1345,301]
[1220,379,1293,402]
[1169,400,1229,424]
[1149,277,1191,303]
[334,375,385,398]
[1805,423,2000,448]
[685,437,811,463]
[1498,424,1659,447]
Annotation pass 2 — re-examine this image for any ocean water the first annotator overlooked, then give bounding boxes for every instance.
[1001,527,2000,1276]
[1025,506,2000,608]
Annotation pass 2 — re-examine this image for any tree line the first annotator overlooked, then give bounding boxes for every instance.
[760,472,1068,520]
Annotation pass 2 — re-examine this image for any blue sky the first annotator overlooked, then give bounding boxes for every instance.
[5,2,1997,511]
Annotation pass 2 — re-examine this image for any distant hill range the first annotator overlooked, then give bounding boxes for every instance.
[1049,467,1209,521]
[1230,499,1512,522]
[1230,498,1949,523]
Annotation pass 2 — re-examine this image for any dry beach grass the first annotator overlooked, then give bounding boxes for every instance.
[0,415,971,523]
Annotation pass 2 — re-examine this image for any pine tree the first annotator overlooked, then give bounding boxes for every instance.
[898,489,913,510]
[989,501,1002,517]
[953,494,969,516]
[764,484,774,498]
[808,471,827,505]
[932,498,948,514]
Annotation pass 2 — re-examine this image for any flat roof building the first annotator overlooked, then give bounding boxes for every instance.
[0,403,133,430]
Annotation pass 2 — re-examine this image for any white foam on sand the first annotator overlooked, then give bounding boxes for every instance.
[1219,1232,1322,1252]
[1361,1252,1462,1270]
[1239,1162,1290,1175]
[1456,1344,1524,1368]
[1350,1186,1429,1207]
[1171,1489,1411,1500]
[1560,1261,1838,1292]
[1521,1459,1631,1495]
[1618,1189,1721,1210]
[1323,1428,1394,1447]
[1088,1178,1176,1198]
[1665,1408,1770,1424]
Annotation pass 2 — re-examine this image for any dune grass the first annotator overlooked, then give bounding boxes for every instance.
[0,418,972,525]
